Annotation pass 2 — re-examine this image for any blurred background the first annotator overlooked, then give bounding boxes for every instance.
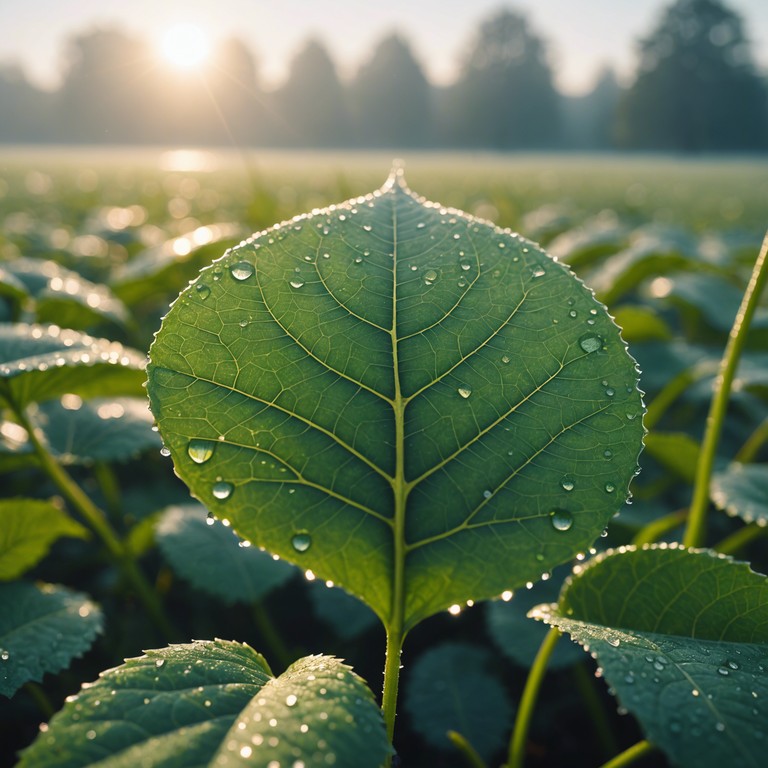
[1,0,767,152]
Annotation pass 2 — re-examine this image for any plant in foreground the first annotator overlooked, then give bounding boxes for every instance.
[8,169,768,767]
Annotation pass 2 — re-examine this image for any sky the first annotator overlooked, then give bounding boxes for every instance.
[1,0,767,96]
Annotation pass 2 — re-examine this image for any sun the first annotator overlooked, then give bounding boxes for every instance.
[161,23,211,70]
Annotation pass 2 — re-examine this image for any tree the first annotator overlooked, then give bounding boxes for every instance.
[350,33,432,147]
[273,39,351,147]
[617,0,768,151]
[561,67,623,149]
[0,65,55,143]
[444,9,561,149]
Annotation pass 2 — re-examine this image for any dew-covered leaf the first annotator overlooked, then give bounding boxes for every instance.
[643,431,701,483]
[147,171,645,630]
[4,258,130,330]
[486,567,583,669]
[18,640,390,768]
[0,581,102,698]
[28,396,160,464]
[111,223,243,306]
[155,505,296,604]
[711,463,768,526]
[0,324,146,409]
[532,545,768,768]
[0,498,87,579]
[404,642,513,761]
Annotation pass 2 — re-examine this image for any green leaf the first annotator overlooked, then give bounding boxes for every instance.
[19,640,390,768]
[5,258,130,330]
[547,216,626,267]
[404,642,513,761]
[610,305,673,343]
[147,171,645,630]
[532,545,768,768]
[0,498,87,579]
[0,323,146,409]
[644,431,701,483]
[0,581,102,698]
[0,265,29,320]
[111,223,243,306]
[486,567,583,670]
[155,505,296,604]
[711,463,768,526]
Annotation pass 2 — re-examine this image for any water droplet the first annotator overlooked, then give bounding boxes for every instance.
[569,309,578,318]
[715,722,726,732]
[531,266,546,278]
[292,532,312,552]
[0,650,9,661]
[212,481,233,500]
[160,446,171,457]
[458,385,472,399]
[483,490,492,499]
[286,694,298,706]
[603,450,613,459]
[195,283,211,300]
[501,355,510,364]
[424,269,438,285]
[290,278,305,289]
[230,262,254,281]
[187,439,214,464]
[86,730,96,740]
[717,667,729,676]
[727,660,739,670]
[155,659,165,667]
[579,334,603,354]
[460,260,471,271]
[549,508,573,531]
[561,477,575,492]
[607,637,620,647]
[605,387,615,397]
[605,482,616,493]
[354,256,363,264]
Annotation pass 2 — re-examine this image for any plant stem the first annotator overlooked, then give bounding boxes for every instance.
[24,682,55,718]
[631,508,688,546]
[447,731,488,768]
[598,740,656,768]
[735,416,768,463]
[381,625,405,756]
[506,627,561,768]
[14,403,176,640]
[571,663,619,759]
[715,522,768,557]
[252,601,293,671]
[684,231,768,548]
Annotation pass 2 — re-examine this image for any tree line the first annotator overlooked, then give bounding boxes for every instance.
[1,0,766,152]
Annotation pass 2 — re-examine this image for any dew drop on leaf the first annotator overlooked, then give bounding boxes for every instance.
[605,482,616,493]
[212,481,233,500]
[457,385,472,399]
[187,439,214,464]
[579,334,603,354]
[291,532,312,552]
[195,283,211,300]
[424,269,438,285]
[549,508,573,531]
[290,278,305,289]
[230,262,254,281]
[561,477,575,492]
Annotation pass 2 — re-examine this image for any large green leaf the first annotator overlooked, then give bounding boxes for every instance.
[532,545,768,768]
[0,582,102,697]
[0,499,87,579]
[147,171,644,630]
[711,463,768,526]
[156,505,296,604]
[19,640,390,768]
[404,642,513,761]
[0,324,146,409]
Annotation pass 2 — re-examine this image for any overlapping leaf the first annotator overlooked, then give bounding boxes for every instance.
[532,545,768,768]
[19,640,390,768]
[711,463,768,526]
[148,171,644,629]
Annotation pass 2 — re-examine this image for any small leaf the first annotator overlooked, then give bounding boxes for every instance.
[155,505,296,604]
[711,463,768,526]
[0,324,146,409]
[532,545,768,768]
[0,499,87,579]
[644,431,701,483]
[404,642,513,761]
[0,582,102,698]
[19,641,390,768]
[147,171,645,630]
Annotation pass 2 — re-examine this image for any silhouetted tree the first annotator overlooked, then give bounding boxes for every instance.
[617,0,768,151]
[274,39,351,147]
[444,9,561,148]
[0,65,55,142]
[350,33,432,147]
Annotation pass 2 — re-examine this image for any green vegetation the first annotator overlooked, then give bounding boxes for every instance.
[1,150,767,767]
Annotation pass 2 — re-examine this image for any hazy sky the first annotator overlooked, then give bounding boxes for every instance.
[1,0,767,95]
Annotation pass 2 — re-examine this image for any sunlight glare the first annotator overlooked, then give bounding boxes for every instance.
[161,23,210,70]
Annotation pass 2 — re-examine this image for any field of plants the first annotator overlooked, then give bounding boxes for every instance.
[1,147,767,768]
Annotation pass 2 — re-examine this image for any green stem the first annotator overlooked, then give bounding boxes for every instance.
[92,461,123,520]
[24,682,55,719]
[14,404,176,640]
[571,663,619,760]
[684,232,768,548]
[506,627,561,768]
[632,508,688,546]
[715,522,768,557]
[252,601,293,671]
[381,626,405,754]
[598,740,656,768]
[735,416,768,463]
[447,731,489,768]
[643,367,706,431]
